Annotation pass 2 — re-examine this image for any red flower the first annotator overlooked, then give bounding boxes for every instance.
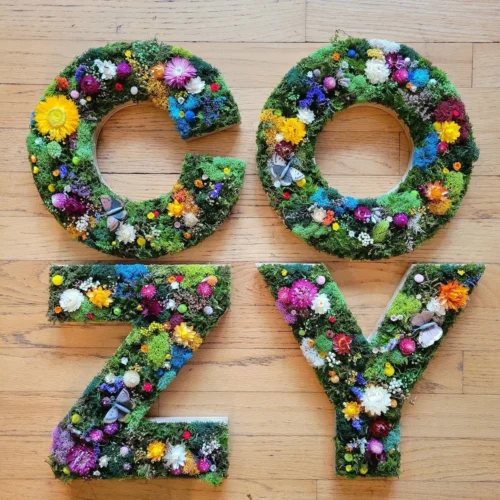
[283,192,291,200]
[115,83,123,91]
[369,419,391,438]
[153,210,160,217]
[143,382,153,392]
[56,77,68,91]
[210,83,220,92]
[333,333,352,354]
[182,430,191,440]
[176,275,184,283]
[86,313,95,320]
[328,316,336,324]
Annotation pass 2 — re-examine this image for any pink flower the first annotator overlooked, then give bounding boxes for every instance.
[392,68,408,84]
[393,213,408,227]
[66,444,96,475]
[277,287,291,305]
[399,337,416,356]
[51,193,66,209]
[197,282,213,297]
[354,205,371,223]
[143,382,153,392]
[367,438,384,455]
[80,75,100,95]
[290,279,318,308]
[198,458,211,473]
[140,284,156,299]
[275,300,297,325]
[164,57,197,88]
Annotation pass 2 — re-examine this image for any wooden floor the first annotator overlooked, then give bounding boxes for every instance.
[1,1,500,499]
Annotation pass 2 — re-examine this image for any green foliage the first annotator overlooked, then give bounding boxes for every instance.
[377,191,422,215]
[386,293,422,320]
[372,220,390,242]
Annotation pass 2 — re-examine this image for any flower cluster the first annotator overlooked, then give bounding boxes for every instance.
[27,41,245,259]
[257,37,478,260]
[48,264,230,483]
[259,262,484,477]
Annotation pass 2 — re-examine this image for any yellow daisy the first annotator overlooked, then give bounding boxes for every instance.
[173,322,203,351]
[34,95,80,142]
[167,199,184,218]
[280,117,306,145]
[146,441,166,462]
[433,121,461,144]
[86,286,113,309]
[342,401,362,421]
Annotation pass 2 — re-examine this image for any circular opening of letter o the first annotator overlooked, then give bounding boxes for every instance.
[28,41,246,258]
[256,37,478,260]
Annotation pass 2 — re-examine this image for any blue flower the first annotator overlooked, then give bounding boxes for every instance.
[408,68,430,88]
[351,386,363,399]
[75,65,87,83]
[200,95,226,126]
[352,419,364,431]
[116,264,148,283]
[334,206,345,217]
[299,80,329,108]
[355,373,367,385]
[310,188,331,208]
[464,273,483,288]
[343,196,359,211]
[413,132,439,171]
[210,182,223,199]
[169,95,200,138]
[59,164,68,179]
[170,345,193,371]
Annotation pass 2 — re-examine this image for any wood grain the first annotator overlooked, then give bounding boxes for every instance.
[0,1,499,498]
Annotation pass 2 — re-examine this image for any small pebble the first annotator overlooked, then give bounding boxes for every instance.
[316,275,326,285]
[130,86,138,95]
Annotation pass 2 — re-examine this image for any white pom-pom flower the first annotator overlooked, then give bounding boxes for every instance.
[426,297,446,316]
[94,59,117,80]
[123,370,140,388]
[365,59,390,85]
[297,107,315,124]
[312,207,327,223]
[59,288,85,312]
[362,385,392,415]
[368,39,401,55]
[116,223,136,244]
[311,293,331,314]
[163,443,187,469]
[185,76,206,94]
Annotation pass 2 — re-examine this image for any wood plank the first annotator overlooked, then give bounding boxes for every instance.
[473,43,500,88]
[306,1,500,42]
[0,0,306,42]
[464,351,500,395]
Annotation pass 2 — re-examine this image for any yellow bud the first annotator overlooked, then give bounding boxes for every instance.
[32,166,39,174]
[296,178,306,188]
[281,269,288,276]
[48,184,56,193]
[62,467,70,475]
[71,414,81,424]
[51,275,63,286]
[384,362,395,377]
[332,222,340,231]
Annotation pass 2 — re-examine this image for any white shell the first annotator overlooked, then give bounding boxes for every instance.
[418,324,443,348]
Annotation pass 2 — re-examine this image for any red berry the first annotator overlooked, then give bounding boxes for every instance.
[283,192,291,200]
[87,313,95,320]
[328,316,336,324]
[182,430,191,440]
[176,275,184,283]
[210,83,219,92]
[153,210,160,217]
[437,141,448,154]
[115,83,123,91]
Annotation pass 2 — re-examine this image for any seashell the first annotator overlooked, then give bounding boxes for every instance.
[418,323,443,348]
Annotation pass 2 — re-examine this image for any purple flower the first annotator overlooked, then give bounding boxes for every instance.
[66,444,97,476]
[51,193,67,210]
[88,429,104,443]
[70,181,91,198]
[141,298,163,318]
[51,426,75,464]
[277,287,291,305]
[103,422,119,435]
[290,279,318,308]
[275,300,297,325]
[393,213,409,228]
[140,284,156,299]
[299,80,329,108]
[169,312,184,328]
[116,62,132,80]
[354,205,371,223]
[367,438,384,455]
[74,65,87,83]
[356,373,367,385]
[392,68,408,84]
[164,57,197,88]
[352,419,363,431]
[323,76,336,91]
[197,282,213,298]
[198,458,211,473]
[123,463,132,471]
[64,195,87,216]
[80,74,100,95]
[59,164,68,179]
[385,53,406,70]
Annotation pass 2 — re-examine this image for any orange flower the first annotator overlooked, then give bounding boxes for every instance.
[168,276,176,284]
[56,77,68,90]
[141,344,149,353]
[428,199,451,215]
[322,210,335,226]
[332,52,341,61]
[438,281,469,312]
[194,179,203,188]
[424,181,449,202]
[453,162,462,171]
[54,306,63,314]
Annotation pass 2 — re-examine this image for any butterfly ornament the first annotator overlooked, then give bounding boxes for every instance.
[101,195,127,232]
[411,310,444,348]
[268,153,305,188]
[103,388,134,424]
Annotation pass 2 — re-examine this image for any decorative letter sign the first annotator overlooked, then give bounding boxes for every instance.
[48,264,230,483]
[258,262,483,477]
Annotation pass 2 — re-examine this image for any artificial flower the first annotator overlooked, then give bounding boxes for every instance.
[197,282,213,297]
[185,76,206,94]
[116,223,136,244]
[297,107,315,124]
[300,337,325,368]
[369,419,391,438]
[34,96,80,142]
[116,61,132,80]
[365,58,390,84]
[163,443,187,469]
[290,279,318,308]
[312,207,327,223]
[362,385,392,416]
[366,438,384,455]
[123,370,140,388]
[279,117,306,145]
[438,280,469,311]
[333,333,352,354]
[428,199,451,215]
[66,444,96,476]
[342,401,362,421]
[164,57,197,88]
[86,286,113,309]
[140,284,156,299]
[423,181,448,202]
[94,59,117,80]
[354,205,371,223]
[311,293,331,314]
[59,288,85,312]
[80,74,100,95]
[146,441,166,462]
[183,212,199,228]
[173,322,202,350]
[167,199,184,218]
[368,39,401,54]
[433,121,461,144]
[426,297,446,316]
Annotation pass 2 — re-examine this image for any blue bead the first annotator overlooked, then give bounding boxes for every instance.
[347,49,356,58]
[185,110,196,122]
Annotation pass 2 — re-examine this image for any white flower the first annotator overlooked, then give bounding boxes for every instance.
[185,76,205,94]
[426,297,446,316]
[59,289,85,312]
[166,299,176,310]
[183,213,199,228]
[362,385,392,416]
[311,293,331,314]
[358,232,374,246]
[121,357,128,365]
[312,207,327,223]
[94,59,117,80]
[79,98,87,106]
[275,133,284,142]
[418,324,443,348]
[104,373,116,384]
[99,456,109,468]
[365,59,390,84]
[123,370,140,388]
[368,39,401,55]
[170,282,179,290]
[163,443,187,469]
[300,338,325,368]
[297,107,315,125]
[116,223,136,244]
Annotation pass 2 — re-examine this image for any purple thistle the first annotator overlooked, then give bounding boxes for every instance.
[51,426,75,464]
[66,444,97,475]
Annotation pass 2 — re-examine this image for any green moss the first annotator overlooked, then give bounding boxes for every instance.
[315,334,333,353]
[377,191,421,215]
[387,292,422,320]
[372,220,390,242]
[146,332,171,369]
[444,171,465,199]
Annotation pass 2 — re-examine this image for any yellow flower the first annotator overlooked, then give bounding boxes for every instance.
[332,222,340,231]
[223,167,231,175]
[281,269,288,276]
[125,50,132,58]
[137,237,146,246]
[360,465,368,475]
[147,212,155,220]
[428,199,452,216]
[345,465,352,472]
[342,401,362,421]
[280,117,306,145]
[146,441,166,462]
[367,48,384,59]
[182,451,200,476]
[433,121,461,144]
[296,178,306,188]
[173,322,203,351]
[34,95,80,142]
[86,286,113,309]
[167,199,184,217]
[51,275,63,286]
